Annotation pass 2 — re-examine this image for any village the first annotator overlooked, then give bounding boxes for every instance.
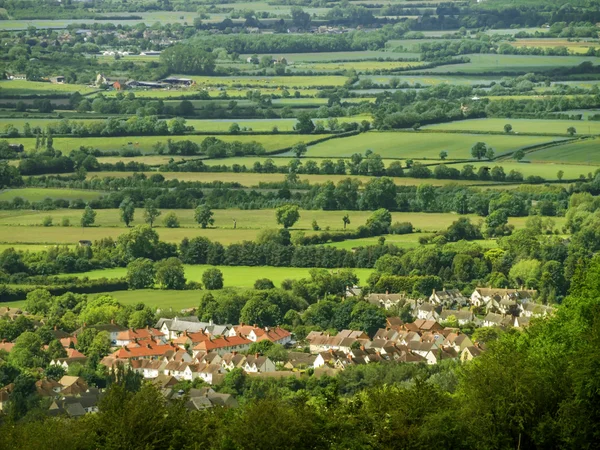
[0,286,553,417]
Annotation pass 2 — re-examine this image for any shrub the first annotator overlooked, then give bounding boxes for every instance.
[61,217,71,227]
[163,212,180,228]
[42,216,53,227]
[389,222,413,234]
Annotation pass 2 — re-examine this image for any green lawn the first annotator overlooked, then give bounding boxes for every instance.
[10,134,315,153]
[0,188,103,202]
[61,265,373,290]
[0,80,99,95]
[526,138,600,164]
[423,118,597,135]
[298,131,564,159]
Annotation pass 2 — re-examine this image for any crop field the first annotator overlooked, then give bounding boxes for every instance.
[10,134,315,153]
[0,80,99,96]
[0,188,104,202]
[180,75,349,88]
[84,170,497,187]
[411,54,600,73]
[296,131,564,159]
[526,138,600,164]
[509,39,599,54]
[423,118,598,135]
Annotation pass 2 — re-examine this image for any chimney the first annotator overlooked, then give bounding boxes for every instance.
[360,345,365,351]
[386,290,389,295]
[255,353,259,359]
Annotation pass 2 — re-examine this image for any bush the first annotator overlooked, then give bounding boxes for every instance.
[163,212,180,228]
[202,267,224,290]
[61,217,71,227]
[389,222,413,234]
[42,216,53,227]
[254,278,275,290]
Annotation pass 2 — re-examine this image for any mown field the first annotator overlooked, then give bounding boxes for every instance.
[10,134,316,153]
[423,118,597,135]
[526,138,600,164]
[59,264,374,290]
[296,131,564,159]
[0,80,99,95]
[0,188,104,202]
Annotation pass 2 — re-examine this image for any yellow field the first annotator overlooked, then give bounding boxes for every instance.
[510,39,599,54]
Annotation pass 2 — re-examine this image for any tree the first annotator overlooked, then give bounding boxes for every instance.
[117,225,161,261]
[349,302,386,337]
[254,278,275,290]
[417,184,436,210]
[504,124,512,133]
[513,149,525,161]
[9,332,45,369]
[365,208,392,235]
[194,205,214,229]
[291,6,311,29]
[485,147,495,160]
[119,197,135,227]
[202,267,224,290]
[275,204,300,229]
[439,150,448,160]
[42,216,53,227]
[155,257,186,290]
[557,170,564,181]
[294,112,315,134]
[143,199,161,228]
[126,258,156,289]
[292,142,307,158]
[162,212,180,228]
[471,142,488,160]
[229,122,241,134]
[80,205,96,227]
[567,126,576,136]
[343,214,350,230]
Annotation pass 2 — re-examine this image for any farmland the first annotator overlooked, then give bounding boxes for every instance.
[294,131,565,159]
[526,137,600,164]
[179,75,349,88]
[0,188,104,202]
[0,80,99,95]
[422,118,599,135]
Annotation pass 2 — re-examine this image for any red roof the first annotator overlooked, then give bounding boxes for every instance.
[116,328,164,342]
[60,337,78,348]
[193,335,251,352]
[172,331,209,345]
[234,325,291,343]
[109,341,176,360]
[0,342,15,353]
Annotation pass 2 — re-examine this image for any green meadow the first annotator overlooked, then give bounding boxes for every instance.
[526,138,600,164]
[0,188,104,202]
[423,118,598,135]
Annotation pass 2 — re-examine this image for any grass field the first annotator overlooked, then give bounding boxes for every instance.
[179,75,349,88]
[410,54,600,74]
[59,264,374,290]
[0,188,104,202]
[102,88,323,99]
[10,134,315,153]
[240,51,422,62]
[0,80,99,96]
[83,170,497,187]
[526,138,600,164]
[359,75,500,86]
[423,118,597,135]
[433,161,599,180]
[296,131,564,159]
[293,61,425,72]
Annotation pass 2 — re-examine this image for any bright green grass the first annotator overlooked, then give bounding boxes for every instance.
[0,80,99,95]
[180,75,349,88]
[297,131,564,159]
[360,75,500,86]
[423,118,598,135]
[60,265,373,289]
[412,54,600,74]
[432,161,599,180]
[239,51,421,62]
[0,243,74,252]
[295,61,425,72]
[10,134,315,153]
[526,137,600,164]
[0,188,103,202]
[83,170,497,187]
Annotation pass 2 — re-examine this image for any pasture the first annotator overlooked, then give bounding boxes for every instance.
[179,75,349,88]
[412,54,600,74]
[297,131,564,159]
[239,51,422,62]
[509,38,599,54]
[526,138,600,164]
[0,188,104,202]
[423,118,597,135]
[293,61,426,72]
[359,75,500,86]
[434,161,599,180]
[9,134,315,153]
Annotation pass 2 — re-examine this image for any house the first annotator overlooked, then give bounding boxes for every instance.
[482,312,513,328]
[172,331,210,349]
[220,352,246,371]
[156,317,231,340]
[59,376,89,396]
[438,309,480,326]
[461,345,485,362]
[425,347,458,365]
[367,293,409,310]
[284,352,316,371]
[104,341,179,363]
[513,316,531,328]
[430,289,468,307]
[345,285,362,297]
[442,332,474,352]
[192,335,252,356]
[407,340,438,357]
[314,349,347,368]
[243,354,276,373]
[35,379,62,397]
[115,327,165,346]
[50,348,88,370]
[130,359,165,379]
[50,76,65,84]
[196,363,223,384]
[162,77,194,87]
[229,324,291,345]
[74,322,127,345]
[519,302,554,318]
[415,303,440,321]
[411,319,443,333]
[386,317,404,330]
[471,288,537,307]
